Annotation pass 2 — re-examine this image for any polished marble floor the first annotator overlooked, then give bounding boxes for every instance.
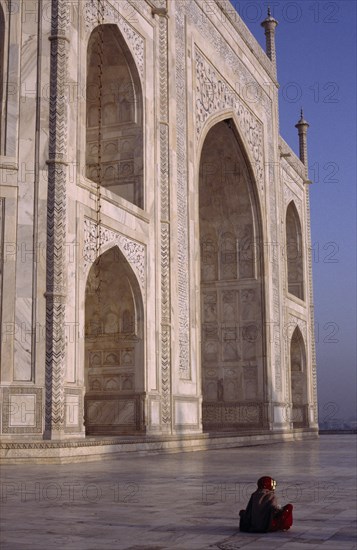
[1,435,356,549]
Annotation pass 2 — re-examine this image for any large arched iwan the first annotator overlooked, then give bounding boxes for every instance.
[199,119,265,432]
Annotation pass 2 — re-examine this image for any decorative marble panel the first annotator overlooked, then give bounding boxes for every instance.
[2,388,42,434]
[64,389,83,430]
[205,0,276,84]
[45,0,71,435]
[174,399,199,428]
[291,405,305,424]
[268,140,282,394]
[176,4,190,379]
[240,288,259,321]
[188,0,273,112]
[243,366,258,400]
[158,6,172,424]
[83,218,146,294]
[195,48,264,185]
[203,292,217,322]
[0,198,3,349]
[86,398,136,425]
[202,402,262,426]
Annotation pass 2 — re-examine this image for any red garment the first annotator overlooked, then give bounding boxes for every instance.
[239,489,293,533]
[270,504,293,531]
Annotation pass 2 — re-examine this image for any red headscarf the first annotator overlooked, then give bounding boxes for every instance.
[257,476,276,490]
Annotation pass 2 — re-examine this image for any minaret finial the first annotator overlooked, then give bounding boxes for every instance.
[295,109,310,173]
[261,8,278,71]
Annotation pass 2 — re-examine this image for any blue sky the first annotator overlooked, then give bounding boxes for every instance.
[229,0,356,421]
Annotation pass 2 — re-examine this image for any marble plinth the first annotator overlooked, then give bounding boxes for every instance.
[0,429,318,464]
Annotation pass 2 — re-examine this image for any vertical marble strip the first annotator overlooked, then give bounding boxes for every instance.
[44,0,70,436]
[306,186,318,422]
[2,1,21,157]
[160,222,171,425]
[158,7,172,426]
[175,4,190,380]
[268,141,282,394]
[0,198,4,372]
[13,2,40,381]
[31,0,43,381]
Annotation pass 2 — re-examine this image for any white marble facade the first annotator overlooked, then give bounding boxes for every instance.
[0,0,318,442]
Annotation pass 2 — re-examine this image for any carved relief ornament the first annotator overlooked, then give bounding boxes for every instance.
[195,48,264,185]
[84,0,145,79]
[83,218,146,295]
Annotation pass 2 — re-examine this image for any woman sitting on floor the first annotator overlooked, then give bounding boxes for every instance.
[239,476,293,533]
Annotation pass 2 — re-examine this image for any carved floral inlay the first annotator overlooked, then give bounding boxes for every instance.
[195,48,264,184]
[83,219,146,293]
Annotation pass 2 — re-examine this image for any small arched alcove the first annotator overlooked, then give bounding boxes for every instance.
[286,202,304,300]
[84,246,144,435]
[86,24,143,208]
[290,326,308,427]
[199,119,265,432]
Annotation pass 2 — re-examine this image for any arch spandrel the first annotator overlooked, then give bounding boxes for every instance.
[84,2,145,80]
[283,185,303,219]
[83,219,146,298]
[195,48,264,190]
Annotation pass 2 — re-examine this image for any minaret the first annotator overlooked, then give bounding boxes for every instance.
[261,7,278,70]
[295,109,310,176]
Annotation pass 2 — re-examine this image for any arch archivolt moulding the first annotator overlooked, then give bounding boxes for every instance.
[283,185,303,219]
[84,0,145,79]
[83,218,146,296]
[286,315,307,344]
[194,47,264,187]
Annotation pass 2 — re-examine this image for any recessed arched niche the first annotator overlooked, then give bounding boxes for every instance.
[286,202,304,300]
[86,24,143,208]
[199,119,265,431]
[84,246,144,435]
[290,326,308,427]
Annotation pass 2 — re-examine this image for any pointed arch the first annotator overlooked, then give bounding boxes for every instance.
[84,245,145,435]
[290,326,308,427]
[197,111,264,215]
[199,118,265,432]
[86,24,143,207]
[286,201,304,300]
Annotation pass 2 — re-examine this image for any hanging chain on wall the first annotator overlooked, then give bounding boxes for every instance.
[94,0,105,316]
[95,0,104,260]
